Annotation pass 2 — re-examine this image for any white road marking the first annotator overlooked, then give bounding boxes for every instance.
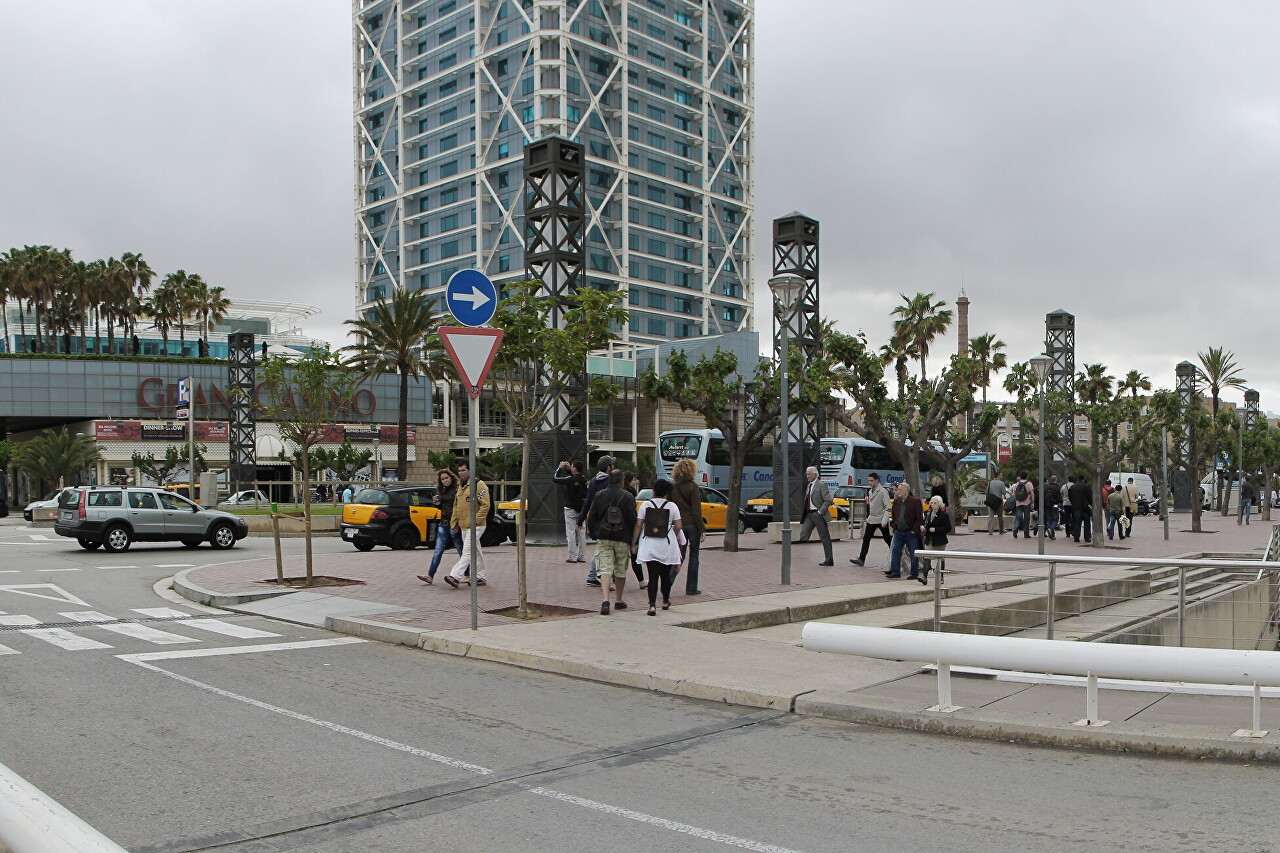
[27,535,56,541]
[122,645,806,853]
[58,611,112,622]
[22,628,112,651]
[131,608,280,639]
[0,571,16,574]
[118,637,365,664]
[96,565,138,570]
[0,584,90,606]
[59,611,199,645]
[37,568,79,573]
[0,644,19,656]
[153,564,195,569]
[0,616,40,626]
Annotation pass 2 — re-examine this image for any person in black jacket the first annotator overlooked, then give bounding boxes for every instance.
[1068,475,1094,543]
[554,460,589,563]
[1043,475,1061,539]
[920,495,952,585]
[580,456,615,586]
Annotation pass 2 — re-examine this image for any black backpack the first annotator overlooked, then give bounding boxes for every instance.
[643,499,672,538]
[597,494,628,538]
[1014,481,1029,501]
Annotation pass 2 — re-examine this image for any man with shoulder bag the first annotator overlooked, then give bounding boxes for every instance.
[850,472,893,567]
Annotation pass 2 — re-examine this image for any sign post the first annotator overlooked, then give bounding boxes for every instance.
[441,269,501,630]
[177,377,195,502]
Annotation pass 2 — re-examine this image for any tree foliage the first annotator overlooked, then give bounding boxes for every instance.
[14,427,100,490]
[131,444,208,487]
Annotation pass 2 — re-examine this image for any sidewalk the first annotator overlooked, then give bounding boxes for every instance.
[174,513,1280,761]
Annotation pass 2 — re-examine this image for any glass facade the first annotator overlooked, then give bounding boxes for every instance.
[353,0,754,344]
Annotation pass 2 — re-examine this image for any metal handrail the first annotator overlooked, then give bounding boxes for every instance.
[917,549,1280,573]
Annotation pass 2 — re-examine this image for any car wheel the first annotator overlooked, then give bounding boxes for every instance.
[182,539,202,548]
[102,525,132,553]
[390,526,417,550]
[77,538,101,550]
[353,538,376,552]
[209,523,237,550]
[737,518,746,535]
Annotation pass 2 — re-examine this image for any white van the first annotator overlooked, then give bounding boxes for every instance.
[1107,472,1155,503]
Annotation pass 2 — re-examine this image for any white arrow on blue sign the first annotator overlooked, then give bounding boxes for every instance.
[445,269,499,327]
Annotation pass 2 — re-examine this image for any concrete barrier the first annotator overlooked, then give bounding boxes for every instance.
[0,759,127,852]
[768,519,850,542]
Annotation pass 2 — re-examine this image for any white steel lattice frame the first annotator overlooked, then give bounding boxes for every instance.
[352,0,754,344]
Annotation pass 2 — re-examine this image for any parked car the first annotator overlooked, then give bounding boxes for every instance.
[340,486,439,551]
[741,487,858,533]
[24,490,68,522]
[495,498,525,543]
[53,486,249,552]
[220,489,271,506]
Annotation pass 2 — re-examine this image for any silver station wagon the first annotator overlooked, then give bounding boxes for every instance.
[54,487,250,552]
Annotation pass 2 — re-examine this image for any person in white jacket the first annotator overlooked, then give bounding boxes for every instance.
[849,472,893,567]
[632,478,685,615]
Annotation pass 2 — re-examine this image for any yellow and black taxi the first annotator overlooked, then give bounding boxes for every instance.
[742,486,867,532]
[635,486,730,532]
[340,485,439,551]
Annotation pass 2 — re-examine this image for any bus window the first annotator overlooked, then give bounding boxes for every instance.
[659,435,702,462]
[706,439,732,467]
[819,442,847,466]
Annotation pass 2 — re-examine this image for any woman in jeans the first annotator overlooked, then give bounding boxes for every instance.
[418,468,461,584]
[670,457,706,595]
[632,478,685,615]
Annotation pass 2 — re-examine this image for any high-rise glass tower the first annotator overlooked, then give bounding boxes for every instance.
[353,0,754,344]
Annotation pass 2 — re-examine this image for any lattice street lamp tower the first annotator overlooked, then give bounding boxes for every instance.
[772,213,821,524]
[523,137,588,545]
[1044,310,1075,480]
[227,333,256,497]
[1173,361,1198,512]
[1239,388,1260,501]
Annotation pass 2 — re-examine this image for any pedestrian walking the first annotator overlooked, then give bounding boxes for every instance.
[920,495,951,585]
[886,482,924,579]
[341,484,354,504]
[1012,472,1035,539]
[581,456,614,587]
[586,470,638,615]
[671,457,706,595]
[632,478,684,616]
[418,467,462,584]
[1043,475,1061,539]
[849,472,893,566]
[985,475,1008,535]
[929,476,947,503]
[621,470,645,588]
[797,466,835,565]
[444,462,490,588]
[1060,477,1074,540]
[553,460,588,563]
[1122,477,1140,535]
[1106,487,1127,540]
[1239,474,1256,525]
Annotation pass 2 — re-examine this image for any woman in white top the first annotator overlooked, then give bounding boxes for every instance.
[632,479,685,615]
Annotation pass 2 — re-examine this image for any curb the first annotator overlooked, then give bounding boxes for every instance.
[171,567,293,609]
[330,616,429,647]
[794,690,1280,762]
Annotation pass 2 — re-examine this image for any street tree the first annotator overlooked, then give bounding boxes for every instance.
[343,289,446,481]
[313,442,374,491]
[641,345,828,551]
[488,279,628,616]
[130,444,208,487]
[257,347,359,585]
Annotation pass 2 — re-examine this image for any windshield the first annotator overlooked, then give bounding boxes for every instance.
[660,435,702,462]
[819,442,847,466]
[353,488,390,505]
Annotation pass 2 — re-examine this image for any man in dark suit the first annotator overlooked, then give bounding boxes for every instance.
[797,466,835,565]
[1068,475,1094,543]
[887,482,925,579]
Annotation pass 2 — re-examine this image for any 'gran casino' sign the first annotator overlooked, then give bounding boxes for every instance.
[136,378,379,418]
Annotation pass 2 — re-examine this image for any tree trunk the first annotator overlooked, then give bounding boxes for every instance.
[302,451,313,586]
[517,431,532,617]
[397,369,410,479]
[724,443,746,552]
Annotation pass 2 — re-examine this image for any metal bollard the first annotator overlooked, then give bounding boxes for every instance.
[1046,562,1056,640]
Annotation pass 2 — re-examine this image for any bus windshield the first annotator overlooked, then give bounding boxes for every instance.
[659,434,702,462]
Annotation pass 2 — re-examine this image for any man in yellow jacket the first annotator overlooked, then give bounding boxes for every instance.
[445,461,490,588]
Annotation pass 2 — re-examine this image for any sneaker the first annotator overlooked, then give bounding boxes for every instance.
[476,579,487,586]
[818,560,835,566]
[614,601,627,610]
[600,601,610,615]
[587,579,602,587]
[850,558,865,566]
[444,576,460,588]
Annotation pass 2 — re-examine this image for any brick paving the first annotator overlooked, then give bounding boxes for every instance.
[184,513,1277,631]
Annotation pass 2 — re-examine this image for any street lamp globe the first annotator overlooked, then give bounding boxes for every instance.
[1029,356,1052,386]
[768,274,804,312]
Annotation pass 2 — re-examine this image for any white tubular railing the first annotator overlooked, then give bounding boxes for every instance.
[0,760,127,853]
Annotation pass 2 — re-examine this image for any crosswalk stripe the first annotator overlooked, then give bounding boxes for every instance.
[0,644,19,656]
[97,624,199,645]
[21,628,112,651]
[59,611,112,622]
[0,616,40,626]
[132,608,280,639]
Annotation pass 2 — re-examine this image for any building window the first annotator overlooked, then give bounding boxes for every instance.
[674,166,692,184]
[420,222,431,238]
[369,211,386,227]
[673,217,691,233]
[647,211,666,229]
[647,158,666,176]
[674,296,693,313]
[439,26,456,42]
[647,291,666,309]
[440,133,458,151]
[498,255,511,272]
[647,104,666,122]
[628,288,641,305]
[647,317,667,335]
[647,238,667,257]
[440,80,457,97]
[440,213,460,231]
[497,142,510,157]
[440,160,459,177]
[367,187,385,202]
[367,112,384,129]
[673,245,690,262]
[421,247,431,263]
[441,187,459,204]
[646,185,666,203]
[647,264,667,283]
[521,105,535,123]
[440,105,458,123]
[567,105,582,123]
[439,53,457,70]
[673,89,691,105]
[441,241,460,258]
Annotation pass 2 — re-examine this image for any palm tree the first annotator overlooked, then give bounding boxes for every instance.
[968,333,1008,407]
[890,292,952,381]
[1002,361,1039,403]
[0,249,14,352]
[147,284,181,354]
[13,427,101,491]
[8,245,73,352]
[342,289,446,478]
[1075,363,1114,405]
[159,270,203,356]
[117,252,154,354]
[1196,347,1246,416]
[1117,370,1152,401]
[192,281,231,352]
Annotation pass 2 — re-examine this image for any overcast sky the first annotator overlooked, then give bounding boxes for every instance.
[4,1,1278,410]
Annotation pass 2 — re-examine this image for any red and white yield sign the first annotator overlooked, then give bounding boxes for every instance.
[439,327,503,398]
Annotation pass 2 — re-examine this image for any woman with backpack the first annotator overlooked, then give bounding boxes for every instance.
[632,478,686,616]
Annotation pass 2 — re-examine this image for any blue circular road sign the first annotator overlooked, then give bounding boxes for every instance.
[445,269,499,327]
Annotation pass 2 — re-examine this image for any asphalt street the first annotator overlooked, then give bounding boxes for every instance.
[0,519,1277,852]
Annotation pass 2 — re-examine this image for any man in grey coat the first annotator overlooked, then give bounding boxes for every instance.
[850,472,893,566]
[797,466,835,565]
